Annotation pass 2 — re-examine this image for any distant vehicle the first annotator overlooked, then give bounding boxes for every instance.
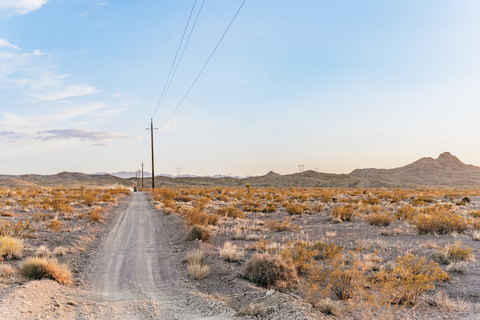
[134,186,137,192]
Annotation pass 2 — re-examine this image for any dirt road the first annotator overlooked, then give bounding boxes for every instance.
[81,192,236,319]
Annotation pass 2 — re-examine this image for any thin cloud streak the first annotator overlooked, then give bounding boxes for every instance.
[0,0,49,16]
[38,129,128,142]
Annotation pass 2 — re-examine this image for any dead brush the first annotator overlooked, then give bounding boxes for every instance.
[265,217,299,232]
[413,209,468,234]
[88,206,103,222]
[185,225,211,242]
[285,202,309,215]
[46,219,63,232]
[217,206,244,219]
[182,207,218,226]
[219,241,244,262]
[0,236,24,260]
[330,205,355,222]
[19,257,72,285]
[365,211,395,226]
[432,242,473,265]
[237,302,271,317]
[0,263,15,278]
[242,252,297,289]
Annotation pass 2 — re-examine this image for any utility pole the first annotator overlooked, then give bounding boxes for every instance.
[137,170,141,187]
[146,118,159,189]
[298,165,304,172]
[141,162,145,188]
[176,167,181,177]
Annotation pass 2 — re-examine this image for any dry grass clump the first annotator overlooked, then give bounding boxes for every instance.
[237,302,271,317]
[185,225,211,242]
[314,298,343,316]
[219,241,244,262]
[0,263,15,277]
[242,252,297,289]
[432,242,473,265]
[20,257,72,285]
[0,236,24,260]
[88,206,103,222]
[365,211,395,226]
[186,249,210,280]
[422,290,469,312]
[217,206,244,219]
[46,219,63,232]
[285,202,309,215]
[413,210,468,234]
[331,205,355,222]
[265,217,299,232]
[182,207,218,226]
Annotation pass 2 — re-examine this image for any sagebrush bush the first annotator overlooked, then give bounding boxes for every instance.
[88,207,103,222]
[219,241,244,262]
[185,225,211,242]
[365,212,395,226]
[0,236,24,260]
[46,219,63,232]
[20,257,72,285]
[242,253,297,289]
[331,205,355,221]
[413,211,468,234]
[217,206,244,219]
[183,207,218,226]
[265,217,299,232]
[187,261,210,279]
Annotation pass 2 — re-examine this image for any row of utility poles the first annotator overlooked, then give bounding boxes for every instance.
[138,118,158,189]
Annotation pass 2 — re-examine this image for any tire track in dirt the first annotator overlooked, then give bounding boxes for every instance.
[83,192,236,319]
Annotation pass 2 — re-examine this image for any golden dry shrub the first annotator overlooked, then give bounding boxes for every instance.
[0,236,24,260]
[182,207,218,226]
[187,261,210,279]
[261,202,277,213]
[242,253,298,289]
[186,249,205,265]
[265,217,299,232]
[413,211,468,234]
[281,241,318,274]
[82,190,98,206]
[46,219,63,232]
[331,205,355,222]
[372,254,448,306]
[219,241,244,262]
[217,206,245,219]
[88,207,103,222]
[20,257,72,285]
[185,225,211,242]
[305,257,367,302]
[285,202,309,215]
[365,211,395,227]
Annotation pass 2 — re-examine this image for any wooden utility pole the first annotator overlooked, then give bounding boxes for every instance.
[146,118,158,189]
[141,162,145,188]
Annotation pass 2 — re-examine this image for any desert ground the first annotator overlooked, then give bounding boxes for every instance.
[1,185,480,319]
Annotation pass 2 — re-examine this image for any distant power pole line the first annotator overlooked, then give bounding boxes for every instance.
[298,165,304,172]
[137,170,141,187]
[141,162,145,188]
[314,167,319,172]
[146,118,159,189]
[176,167,181,177]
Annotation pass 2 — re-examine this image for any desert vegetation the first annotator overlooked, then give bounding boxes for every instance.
[151,186,480,318]
[0,186,130,285]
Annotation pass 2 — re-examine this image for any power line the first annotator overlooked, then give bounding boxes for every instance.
[158,0,247,129]
[155,0,205,117]
[152,0,200,118]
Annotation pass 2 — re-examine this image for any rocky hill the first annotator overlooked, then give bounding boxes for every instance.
[349,152,480,187]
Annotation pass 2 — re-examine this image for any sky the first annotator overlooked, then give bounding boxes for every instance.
[1,0,480,176]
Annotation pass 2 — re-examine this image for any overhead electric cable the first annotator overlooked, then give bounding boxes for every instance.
[152,0,198,118]
[159,0,247,129]
[158,0,205,112]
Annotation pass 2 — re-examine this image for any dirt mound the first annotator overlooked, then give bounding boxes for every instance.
[0,178,44,189]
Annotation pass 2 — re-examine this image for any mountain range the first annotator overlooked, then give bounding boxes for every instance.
[1,152,479,188]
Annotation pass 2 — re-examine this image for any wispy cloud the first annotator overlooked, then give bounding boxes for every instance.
[415,135,445,142]
[38,129,127,142]
[79,12,93,18]
[0,0,49,16]
[0,39,20,50]
[159,119,178,132]
[0,40,100,100]
[92,143,110,148]
[30,84,100,100]
[96,2,108,6]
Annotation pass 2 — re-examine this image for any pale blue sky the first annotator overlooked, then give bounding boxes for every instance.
[1,0,480,176]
